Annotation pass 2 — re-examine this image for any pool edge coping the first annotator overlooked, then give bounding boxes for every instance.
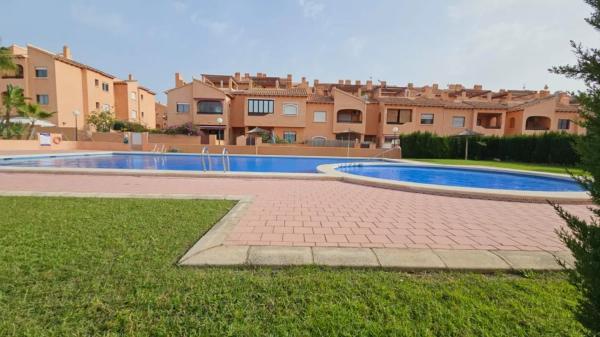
[317,162,591,204]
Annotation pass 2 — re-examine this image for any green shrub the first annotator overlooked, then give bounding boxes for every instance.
[398,131,581,165]
[112,120,147,132]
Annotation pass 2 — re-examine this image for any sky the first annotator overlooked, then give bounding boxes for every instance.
[1,0,597,101]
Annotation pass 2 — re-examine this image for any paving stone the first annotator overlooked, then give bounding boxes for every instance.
[313,247,379,267]
[373,248,446,269]
[180,246,248,266]
[433,249,510,271]
[493,250,562,270]
[248,246,312,265]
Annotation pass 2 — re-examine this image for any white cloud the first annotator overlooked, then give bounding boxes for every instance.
[70,3,129,34]
[190,13,230,35]
[173,0,187,13]
[343,36,366,58]
[298,0,325,19]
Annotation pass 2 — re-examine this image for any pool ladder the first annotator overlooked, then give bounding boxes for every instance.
[200,146,212,171]
[221,148,231,172]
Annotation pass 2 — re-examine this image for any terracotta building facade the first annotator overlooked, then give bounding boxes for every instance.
[0,44,156,129]
[165,72,583,147]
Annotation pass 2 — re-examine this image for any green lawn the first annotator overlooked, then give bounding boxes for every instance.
[411,158,586,176]
[0,196,584,336]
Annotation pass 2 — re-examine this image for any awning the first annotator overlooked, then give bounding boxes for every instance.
[247,127,271,134]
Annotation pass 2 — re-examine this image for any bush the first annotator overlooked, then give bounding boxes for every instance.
[398,131,581,165]
[86,111,115,132]
[162,122,204,136]
[112,120,147,132]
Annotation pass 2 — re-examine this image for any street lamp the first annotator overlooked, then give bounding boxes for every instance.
[72,110,81,141]
[216,117,224,145]
[392,126,399,148]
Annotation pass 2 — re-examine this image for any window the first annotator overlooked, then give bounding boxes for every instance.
[176,103,190,113]
[283,131,297,143]
[35,67,48,78]
[36,94,49,105]
[141,111,144,117]
[101,82,109,92]
[95,102,100,109]
[558,119,571,130]
[130,110,137,119]
[130,91,137,100]
[248,99,274,115]
[94,79,99,87]
[282,103,298,116]
[313,111,326,122]
[197,100,223,114]
[337,109,362,123]
[102,104,110,112]
[420,113,434,125]
[386,109,411,124]
[452,116,465,128]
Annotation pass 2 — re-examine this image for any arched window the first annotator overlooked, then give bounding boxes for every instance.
[525,116,551,130]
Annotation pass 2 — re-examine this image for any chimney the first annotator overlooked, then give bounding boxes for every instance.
[244,73,250,79]
[228,78,233,89]
[506,92,513,101]
[355,80,361,85]
[474,84,483,90]
[256,72,261,78]
[219,80,224,88]
[357,87,362,97]
[234,72,241,81]
[313,79,319,87]
[407,82,414,89]
[461,91,467,99]
[559,92,570,105]
[366,80,373,90]
[128,74,134,81]
[275,79,280,89]
[248,78,253,89]
[286,74,293,88]
[301,77,307,84]
[344,79,351,85]
[380,81,387,87]
[432,83,439,91]
[62,45,71,59]
[424,86,433,97]
[175,73,185,88]
[338,80,344,85]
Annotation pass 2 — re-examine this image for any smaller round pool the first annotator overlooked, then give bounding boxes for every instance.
[335,164,584,192]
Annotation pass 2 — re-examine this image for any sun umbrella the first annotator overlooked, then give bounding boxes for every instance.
[456,129,483,160]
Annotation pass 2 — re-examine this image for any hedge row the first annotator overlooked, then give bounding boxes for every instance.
[398,132,581,165]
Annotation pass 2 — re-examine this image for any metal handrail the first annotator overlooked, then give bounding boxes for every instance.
[221,148,231,172]
[371,147,401,159]
[201,146,212,171]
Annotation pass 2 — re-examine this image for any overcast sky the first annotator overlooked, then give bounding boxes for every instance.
[1,0,596,101]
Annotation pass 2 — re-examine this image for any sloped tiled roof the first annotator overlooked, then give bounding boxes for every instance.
[376,97,472,109]
[463,101,509,110]
[307,94,334,103]
[231,88,308,97]
[507,95,556,112]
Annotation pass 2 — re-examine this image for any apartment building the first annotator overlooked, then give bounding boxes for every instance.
[165,72,583,146]
[0,44,156,129]
[155,102,167,129]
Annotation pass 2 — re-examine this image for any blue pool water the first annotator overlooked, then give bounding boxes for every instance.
[336,164,584,192]
[0,153,380,173]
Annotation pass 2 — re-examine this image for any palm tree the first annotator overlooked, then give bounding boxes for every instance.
[2,84,26,125]
[0,46,16,72]
[18,103,55,139]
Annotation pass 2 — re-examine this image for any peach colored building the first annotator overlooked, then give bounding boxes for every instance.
[165,72,583,147]
[0,44,156,129]
[155,102,167,129]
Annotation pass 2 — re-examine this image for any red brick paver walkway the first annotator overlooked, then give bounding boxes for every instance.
[0,173,592,252]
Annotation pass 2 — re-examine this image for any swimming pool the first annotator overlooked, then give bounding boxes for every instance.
[335,164,584,192]
[0,153,382,173]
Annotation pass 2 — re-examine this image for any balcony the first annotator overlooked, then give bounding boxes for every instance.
[336,109,362,123]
